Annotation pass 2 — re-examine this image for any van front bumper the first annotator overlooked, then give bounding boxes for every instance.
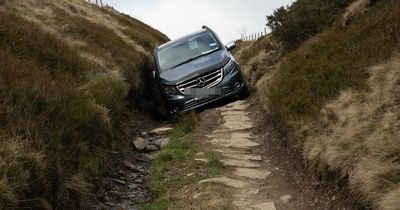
[162,70,246,114]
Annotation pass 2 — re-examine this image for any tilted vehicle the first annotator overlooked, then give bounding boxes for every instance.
[153,26,250,114]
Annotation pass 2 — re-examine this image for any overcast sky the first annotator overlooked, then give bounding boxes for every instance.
[103,0,293,43]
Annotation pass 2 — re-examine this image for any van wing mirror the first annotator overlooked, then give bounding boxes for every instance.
[225,41,236,51]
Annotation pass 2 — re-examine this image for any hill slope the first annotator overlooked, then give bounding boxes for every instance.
[0,0,168,209]
[235,0,400,209]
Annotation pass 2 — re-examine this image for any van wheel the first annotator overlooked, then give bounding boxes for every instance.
[239,85,250,99]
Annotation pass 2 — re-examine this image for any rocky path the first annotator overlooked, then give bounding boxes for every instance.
[98,99,361,209]
[194,100,360,210]
[198,100,279,210]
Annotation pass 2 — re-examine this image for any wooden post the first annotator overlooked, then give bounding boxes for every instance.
[100,0,103,6]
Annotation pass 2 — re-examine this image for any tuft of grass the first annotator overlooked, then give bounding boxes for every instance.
[146,113,225,209]
[205,152,225,176]
[150,116,197,195]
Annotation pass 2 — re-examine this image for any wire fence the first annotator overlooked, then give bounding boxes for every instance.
[242,27,268,41]
[229,27,269,44]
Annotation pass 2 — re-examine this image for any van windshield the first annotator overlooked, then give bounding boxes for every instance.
[157,32,221,72]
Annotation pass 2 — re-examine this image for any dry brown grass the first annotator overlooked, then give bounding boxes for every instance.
[252,0,400,208]
[343,0,373,25]
[303,55,400,209]
[233,36,283,89]
[0,0,168,208]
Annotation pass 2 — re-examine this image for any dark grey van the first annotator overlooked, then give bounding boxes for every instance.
[153,26,249,114]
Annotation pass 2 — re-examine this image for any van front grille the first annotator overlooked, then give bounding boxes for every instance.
[177,69,223,94]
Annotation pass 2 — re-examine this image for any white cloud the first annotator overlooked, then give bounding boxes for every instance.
[104,0,293,43]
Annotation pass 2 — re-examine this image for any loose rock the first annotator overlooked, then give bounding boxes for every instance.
[128,184,139,190]
[140,131,149,138]
[133,137,148,150]
[112,179,126,185]
[153,137,170,147]
[280,195,292,203]
[148,127,173,135]
[146,144,159,151]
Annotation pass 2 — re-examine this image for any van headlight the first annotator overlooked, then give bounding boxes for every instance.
[223,59,236,75]
[163,86,180,95]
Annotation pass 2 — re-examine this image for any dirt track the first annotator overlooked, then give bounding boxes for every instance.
[190,99,365,210]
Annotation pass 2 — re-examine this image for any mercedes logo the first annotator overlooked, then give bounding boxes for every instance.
[196,77,206,87]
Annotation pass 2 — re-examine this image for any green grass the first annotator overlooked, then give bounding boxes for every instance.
[266,0,400,123]
[144,114,225,210]
[205,152,225,175]
[150,122,197,195]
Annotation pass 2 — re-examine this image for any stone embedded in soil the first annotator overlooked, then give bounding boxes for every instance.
[145,144,159,151]
[223,153,262,161]
[123,162,144,173]
[140,131,149,138]
[193,191,211,199]
[251,202,277,210]
[198,177,251,188]
[280,195,292,203]
[209,132,260,149]
[128,184,139,190]
[112,179,127,185]
[234,168,271,179]
[195,152,205,157]
[115,204,127,210]
[221,159,261,168]
[133,137,148,150]
[195,158,209,163]
[153,137,170,147]
[148,127,173,135]
[138,153,155,162]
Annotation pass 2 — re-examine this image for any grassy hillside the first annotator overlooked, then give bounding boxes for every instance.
[0,0,168,209]
[245,0,400,209]
[233,36,282,91]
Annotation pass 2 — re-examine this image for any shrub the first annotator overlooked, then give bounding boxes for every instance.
[266,0,348,50]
